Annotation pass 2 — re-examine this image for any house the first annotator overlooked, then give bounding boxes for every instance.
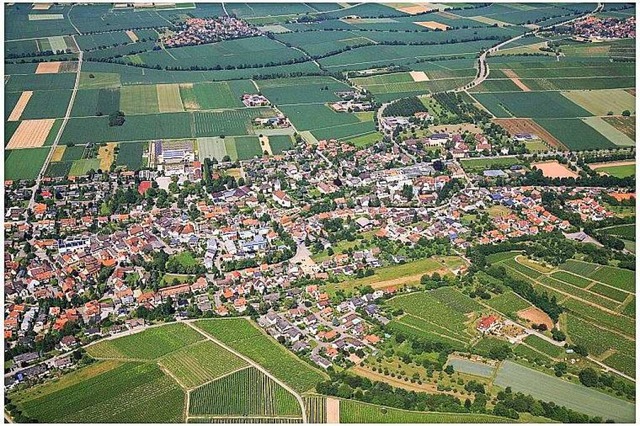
[311,354,332,369]
[59,335,78,351]
[477,315,501,333]
[273,190,292,208]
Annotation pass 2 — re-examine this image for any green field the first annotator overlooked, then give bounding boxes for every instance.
[534,118,617,151]
[115,142,145,170]
[600,224,636,241]
[339,400,509,423]
[86,323,204,360]
[193,319,327,393]
[446,357,496,378]
[460,156,523,172]
[234,135,263,160]
[158,340,248,389]
[493,360,635,422]
[189,367,301,418]
[5,148,49,180]
[69,158,101,176]
[522,335,564,359]
[120,84,160,115]
[594,163,636,178]
[485,291,531,315]
[14,361,185,422]
[472,91,592,119]
[268,135,294,154]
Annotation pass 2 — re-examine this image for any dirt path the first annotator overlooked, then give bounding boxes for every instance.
[326,397,340,424]
[588,160,635,169]
[183,321,308,423]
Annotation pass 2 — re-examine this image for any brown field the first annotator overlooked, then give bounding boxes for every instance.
[493,118,566,150]
[126,30,139,42]
[502,69,530,92]
[517,307,554,330]
[436,10,460,19]
[415,21,450,30]
[35,61,61,74]
[7,119,55,149]
[602,116,635,140]
[410,71,429,82]
[531,161,579,178]
[625,88,635,96]
[51,146,66,162]
[398,4,435,14]
[8,91,33,121]
[59,62,78,73]
[259,135,272,155]
[326,398,340,424]
[32,3,52,10]
[97,143,117,170]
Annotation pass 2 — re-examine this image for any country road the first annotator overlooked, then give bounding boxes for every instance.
[28,40,83,210]
[458,2,604,93]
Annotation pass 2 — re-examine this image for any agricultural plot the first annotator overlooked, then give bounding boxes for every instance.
[535,118,616,151]
[193,319,327,393]
[428,287,483,314]
[460,156,523,172]
[311,121,376,142]
[4,148,49,180]
[602,115,635,140]
[593,163,636,177]
[120,84,160,115]
[268,135,294,155]
[339,400,509,423]
[550,271,592,288]
[233,136,263,160]
[5,73,76,92]
[485,291,531,315]
[602,352,636,378]
[582,117,635,147]
[601,224,636,241]
[493,360,635,422]
[472,91,591,119]
[303,396,327,424]
[197,137,228,161]
[588,265,635,293]
[278,104,360,132]
[566,314,635,359]
[86,322,204,360]
[115,142,145,170]
[78,72,121,89]
[15,361,185,423]
[257,76,350,105]
[159,340,248,389]
[522,335,564,359]
[180,81,246,110]
[133,37,306,70]
[561,89,635,116]
[69,158,101,177]
[157,84,184,113]
[446,357,496,378]
[387,292,474,345]
[189,367,301,418]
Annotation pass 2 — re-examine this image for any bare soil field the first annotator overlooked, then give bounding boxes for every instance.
[589,160,636,170]
[502,69,530,92]
[398,4,434,14]
[8,91,33,121]
[126,30,139,42]
[35,61,62,74]
[493,118,566,150]
[414,21,450,30]
[517,307,554,330]
[531,161,579,178]
[326,398,340,424]
[97,143,117,170]
[7,119,55,149]
[32,3,52,10]
[409,71,429,82]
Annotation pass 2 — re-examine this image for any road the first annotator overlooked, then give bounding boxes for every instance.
[458,2,604,92]
[28,42,83,210]
[183,320,308,423]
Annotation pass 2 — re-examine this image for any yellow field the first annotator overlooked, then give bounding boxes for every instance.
[51,146,66,162]
[35,61,61,74]
[97,143,117,170]
[8,91,33,121]
[156,83,184,112]
[7,119,55,149]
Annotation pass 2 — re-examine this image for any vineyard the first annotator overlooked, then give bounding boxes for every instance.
[158,340,248,389]
[188,367,302,418]
[193,319,328,393]
[303,395,327,423]
[86,323,204,360]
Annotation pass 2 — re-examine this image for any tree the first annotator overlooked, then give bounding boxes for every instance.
[578,368,599,387]
[554,362,567,377]
[444,365,454,375]
[622,110,631,117]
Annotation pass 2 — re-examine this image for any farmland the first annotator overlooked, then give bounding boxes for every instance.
[193,319,328,393]
[493,361,635,422]
[188,367,302,418]
[5,148,49,180]
[86,322,205,360]
[13,361,185,423]
[339,400,509,423]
